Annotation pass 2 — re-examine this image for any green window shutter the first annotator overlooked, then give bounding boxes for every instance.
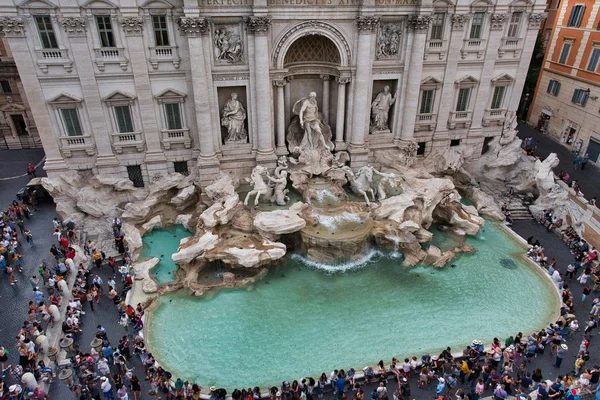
[152,15,170,46]
[61,108,82,136]
[165,103,182,130]
[114,106,134,133]
[35,16,58,49]
[456,88,471,112]
[491,86,505,109]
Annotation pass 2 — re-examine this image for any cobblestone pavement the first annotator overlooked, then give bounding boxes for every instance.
[517,122,600,202]
[2,149,599,400]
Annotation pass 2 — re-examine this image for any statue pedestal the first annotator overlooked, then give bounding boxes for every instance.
[255,150,278,169]
[348,146,369,170]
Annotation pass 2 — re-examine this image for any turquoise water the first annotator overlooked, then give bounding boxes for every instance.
[148,221,559,390]
[140,225,192,283]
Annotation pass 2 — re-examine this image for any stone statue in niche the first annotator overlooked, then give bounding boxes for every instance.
[370,86,397,132]
[221,93,247,143]
[289,92,333,153]
[376,23,402,59]
[214,26,243,63]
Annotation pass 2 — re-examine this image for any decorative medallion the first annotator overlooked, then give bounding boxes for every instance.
[121,17,144,36]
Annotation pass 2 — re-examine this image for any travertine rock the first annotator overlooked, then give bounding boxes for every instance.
[174,214,193,231]
[529,153,569,218]
[220,241,287,268]
[222,272,236,286]
[199,194,239,228]
[121,223,143,253]
[132,257,160,281]
[142,215,162,233]
[254,202,307,235]
[170,185,197,209]
[204,173,236,202]
[464,187,505,221]
[172,232,220,264]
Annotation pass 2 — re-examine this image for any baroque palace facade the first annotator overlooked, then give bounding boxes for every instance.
[0,0,545,186]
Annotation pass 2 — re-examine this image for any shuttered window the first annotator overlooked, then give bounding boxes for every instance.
[114,106,134,133]
[165,103,182,130]
[61,108,83,136]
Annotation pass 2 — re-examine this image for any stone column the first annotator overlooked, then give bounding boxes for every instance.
[399,15,431,142]
[349,16,378,168]
[273,79,286,153]
[284,76,292,128]
[320,75,330,123]
[120,17,166,170]
[335,76,350,144]
[178,17,220,180]
[247,16,276,166]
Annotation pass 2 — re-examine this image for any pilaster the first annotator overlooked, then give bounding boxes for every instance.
[121,17,167,171]
[247,15,276,167]
[350,15,378,153]
[178,16,220,180]
[399,15,431,141]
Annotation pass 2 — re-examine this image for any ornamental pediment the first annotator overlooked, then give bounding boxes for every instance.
[81,0,117,9]
[49,93,83,104]
[491,73,515,84]
[154,88,186,100]
[103,91,136,102]
[141,0,174,8]
[470,0,494,8]
[432,0,454,8]
[509,0,532,7]
[18,0,57,9]
[421,76,443,86]
[455,75,479,85]
[0,103,25,112]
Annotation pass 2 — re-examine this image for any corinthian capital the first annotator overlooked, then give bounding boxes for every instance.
[246,16,271,35]
[356,16,380,32]
[451,14,470,30]
[0,17,26,37]
[177,17,210,36]
[121,17,144,36]
[407,15,432,32]
[528,13,547,29]
[59,17,87,37]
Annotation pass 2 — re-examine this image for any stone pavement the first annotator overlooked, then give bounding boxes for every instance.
[517,122,600,202]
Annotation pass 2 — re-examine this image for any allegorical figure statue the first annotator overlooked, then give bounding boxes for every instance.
[221,93,247,143]
[291,92,332,153]
[370,86,396,132]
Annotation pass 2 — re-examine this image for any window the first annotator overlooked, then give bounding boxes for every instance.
[419,90,435,114]
[572,88,589,106]
[558,42,571,64]
[567,5,585,27]
[547,80,561,96]
[507,12,522,38]
[173,161,189,176]
[587,48,600,72]
[417,142,426,156]
[0,81,11,93]
[96,16,115,48]
[430,13,445,40]
[60,108,83,136]
[152,15,170,46]
[35,16,58,49]
[470,12,485,39]
[491,86,506,109]
[456,88,471,112]
[127,165,144,188]
[114,106,134,133]
[165,103,182,130]
[450,139,461,147]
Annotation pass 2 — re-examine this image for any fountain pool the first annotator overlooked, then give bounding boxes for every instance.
[146,221,559,390]
[140,225,192,283]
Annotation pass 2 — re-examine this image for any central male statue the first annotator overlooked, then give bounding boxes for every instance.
[291,92,331,152]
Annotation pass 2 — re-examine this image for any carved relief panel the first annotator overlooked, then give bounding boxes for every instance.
[376,22,403,60]
[213,22,244,65]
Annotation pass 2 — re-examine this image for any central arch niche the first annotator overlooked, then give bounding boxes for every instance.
[283,35,341,67]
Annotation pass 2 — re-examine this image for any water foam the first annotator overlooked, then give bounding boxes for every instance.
[314,212,363,230]
[313,189,338,203]
[290,249,399,274]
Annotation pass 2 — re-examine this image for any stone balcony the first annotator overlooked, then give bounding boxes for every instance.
[424,39,448,60]
[149,46,181,70]
[35,48,72,73]
[161,129,191,150]
[448,110,473,129]
[482,108,507,126]
[498,37,522,58]
[415,113,437,131]
[59,135,95,157]
[94,47,129,71]
[110,131,144,153]
[460,38,486,59]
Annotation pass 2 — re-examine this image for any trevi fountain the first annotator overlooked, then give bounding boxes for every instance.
[42,93,563,390]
